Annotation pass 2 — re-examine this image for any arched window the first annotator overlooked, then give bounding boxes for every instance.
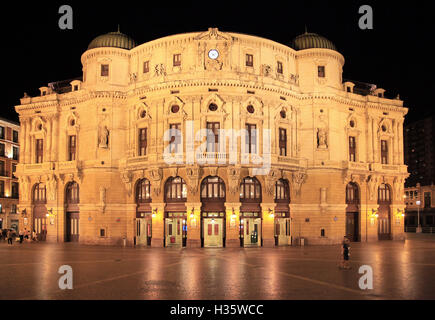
[346,183,359,204]
[136,178,151,203]
[240,177,261,201]
[165,177,187,201]
[200,176,225,200]
[33,183,46,204]
[275,179,290,202]
[378,184,391,203]
[66,182,79,204]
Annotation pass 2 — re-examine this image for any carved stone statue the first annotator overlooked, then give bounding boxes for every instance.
[98,125,109,148]
[317,128,328,149]
[368,175,378,200]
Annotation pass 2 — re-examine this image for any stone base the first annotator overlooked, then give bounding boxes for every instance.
[262,238,275,247]
[151,238,164,247]
[225,239,240,248]
[187,239,201,248]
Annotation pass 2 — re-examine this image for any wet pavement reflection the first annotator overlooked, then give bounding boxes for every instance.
[1,233,435,300]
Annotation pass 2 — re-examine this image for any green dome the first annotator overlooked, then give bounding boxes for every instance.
[291,32,337,51]
[88,31,136,50]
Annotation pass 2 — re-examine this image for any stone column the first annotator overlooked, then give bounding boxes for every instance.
[51,115,59,162]
[390,204,406,241]
[150,202,165,247]
[224,202,241,247]
[399,121,404,164]
[261,203,276,247]
[186,202,201,247]
[46,117,52,162]
[25,120,31,164]
[19,118,27,164]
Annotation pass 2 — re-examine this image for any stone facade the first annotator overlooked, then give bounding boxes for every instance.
[14,28,408,246]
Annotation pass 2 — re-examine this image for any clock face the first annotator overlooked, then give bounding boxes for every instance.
[208,49,219,60]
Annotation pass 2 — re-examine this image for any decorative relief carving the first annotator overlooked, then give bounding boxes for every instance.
[154,64,166,76]
[291,171,307,196]
[393,176,404,201]
[98,186,106,213]
[46,174,57,201]
[19,176,30,202]
[186,165,202,195]
[367,175,378,201]
[227,166,241,195]
[265,168,280,196]
[98,123,109,148]
[120,171,133,196]
[148,167,163,196]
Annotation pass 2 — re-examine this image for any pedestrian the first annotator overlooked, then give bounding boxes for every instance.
[19,229,24,243]
[32,230,37,241]
[339,236,351,269]
[24,228,29,241]
[7,229,13,245]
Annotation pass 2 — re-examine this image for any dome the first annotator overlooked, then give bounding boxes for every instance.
[87,30,136,51]
[291,32,337,51]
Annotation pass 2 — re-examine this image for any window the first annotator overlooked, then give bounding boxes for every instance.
[349,136,356,162]
[0,161,5,176]
[12,163,16,179]
[169,123,181,153]
[11,204,17,214]
[275,179,290,201]
[33,183,46,204]
[68,135,76,161]
[0,181,4,197]
[381,140,388,164]
[424,192,431,208]
[13,146,19,161]
[277,61,283,74]
[245,124,257,154]
[200,176,226,200]
[246,54,253,67]
[35,139,43,163]
[0,143,4,157]
[101,64,109,77]
[138,128,147,156]
[240,177,261,201]
[173,54,181,66]
[206,122,220,152]
[346,183,359,204]
[0,127,4,139]
[165,177,187,201]
[136,179,151,203]
[13,130,19,143]
[279,128,287,156]
[100,229,106,237]
[66,182,79,204]
[12,182,19,199]
[318,66,325,78]
[378,184,391,203]
[143,61,149,73]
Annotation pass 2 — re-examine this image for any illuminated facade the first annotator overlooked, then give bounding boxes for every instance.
[15,28,408,246]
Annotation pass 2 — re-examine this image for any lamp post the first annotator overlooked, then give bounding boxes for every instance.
[416,200,422,233]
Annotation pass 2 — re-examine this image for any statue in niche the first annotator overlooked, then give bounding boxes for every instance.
[98,125,109,148]
[317,128,328,149]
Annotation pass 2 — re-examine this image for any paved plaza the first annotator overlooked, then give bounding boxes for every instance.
[0,234,434,300]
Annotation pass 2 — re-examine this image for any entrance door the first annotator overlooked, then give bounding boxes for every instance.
[346,212,359,242]
[136,217,151,246]
[34,217,47,241]
[203,218,223,247]
[243,218,261,247]
[65,212,79,242]
[275,218,291,245]
[165,218,184,247]
[378,208,391,240]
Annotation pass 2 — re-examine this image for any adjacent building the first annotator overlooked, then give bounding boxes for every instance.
[15,28,408,246]
[0,117,20,231]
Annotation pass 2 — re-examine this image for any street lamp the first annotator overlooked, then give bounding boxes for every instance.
[416,200,422,233]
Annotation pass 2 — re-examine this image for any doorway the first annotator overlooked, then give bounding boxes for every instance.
[136,217,152,246]
[241,217,261,247]
[165,217,186,247]
[275,217,291,245]
[65,212,79,242]
[203,218,223,247]
[345,212,359,242]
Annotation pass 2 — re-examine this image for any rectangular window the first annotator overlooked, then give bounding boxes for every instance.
[245,124,257,154]
[13,146,19,161]
[11,204,17,214]
[279,128,287,156]
[277,61,283,74]
[36,139,43,163]
[13,130,19,143]
[206,122,220,152]
[68,135,76,161]
[12,182,19,199]
[0,181,4,196]
[169,123,181,153]
[101,64,109,77]
[0,160,4,176]
[143,61,149,73]
[349,136,356,162]
[424,192,431,208]
[0,143,4,157]
[246,54,253,67]
[12,163,17,179]
[138,128,147,156]
[318,66,325,78]
[173,54,181,66]
[0,127,4,139]
[381,140,388,164]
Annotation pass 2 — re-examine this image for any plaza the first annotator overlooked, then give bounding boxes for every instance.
[0,233,434,300]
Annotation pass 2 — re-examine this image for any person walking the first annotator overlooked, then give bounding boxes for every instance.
[339,236,351,269]
[7,229,13,245]
[32,230,37,242]
[19,229,24,243]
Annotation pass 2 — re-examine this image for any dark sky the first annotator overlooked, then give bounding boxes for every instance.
[2,0,434,124]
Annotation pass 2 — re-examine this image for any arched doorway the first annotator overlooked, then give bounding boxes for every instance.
[274,179,291,246]
[32,183,47,241]
[378,184,392,240]
[65,181,79,242]
[345,182,360,242]
[164,176,187,247]
[135,178,152,246]
[200,176,226,247]
[240,177,262,247]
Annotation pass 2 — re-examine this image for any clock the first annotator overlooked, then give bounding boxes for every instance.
[208,49,219,60]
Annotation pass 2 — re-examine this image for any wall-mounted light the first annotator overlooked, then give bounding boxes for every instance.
[152,208,157,218]
[190,207,195,218]
[231,208,236,218]
[269,208,274,218]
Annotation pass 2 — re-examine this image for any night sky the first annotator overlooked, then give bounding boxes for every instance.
[2,0,434,124]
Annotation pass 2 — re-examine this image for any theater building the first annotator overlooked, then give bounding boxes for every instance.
[15,28,408,246]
